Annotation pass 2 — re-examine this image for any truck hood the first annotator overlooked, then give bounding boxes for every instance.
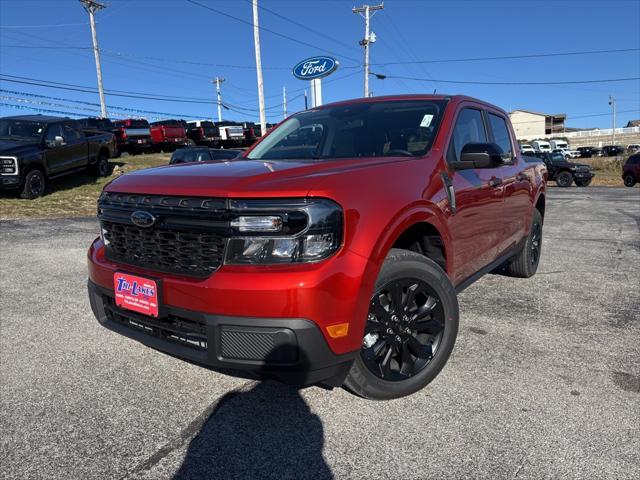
[0,139,40,156]
[105,157,401,197]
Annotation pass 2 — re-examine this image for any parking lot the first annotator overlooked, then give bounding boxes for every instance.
[1,187,638,479]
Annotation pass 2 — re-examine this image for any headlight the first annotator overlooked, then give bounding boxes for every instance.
[0,157,18,175]
[225,198,343,265]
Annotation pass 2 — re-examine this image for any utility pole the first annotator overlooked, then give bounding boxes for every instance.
[609,95,616,144]
[353,3,384,98]
[252,0,267,136]
[214,77,225,122]
[283,86,287,120]
[79,0,107,118]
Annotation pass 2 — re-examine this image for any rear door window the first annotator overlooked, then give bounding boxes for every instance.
[487,113,513,160]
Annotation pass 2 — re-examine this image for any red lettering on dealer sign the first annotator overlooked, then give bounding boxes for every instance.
[114,272,159,317]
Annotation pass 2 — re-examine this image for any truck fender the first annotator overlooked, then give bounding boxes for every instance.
[360,201,452,282]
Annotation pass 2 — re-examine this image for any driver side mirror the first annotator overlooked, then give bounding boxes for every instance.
[452,142,505,170]
[46,136,65,148]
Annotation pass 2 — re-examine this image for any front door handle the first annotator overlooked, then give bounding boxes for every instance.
[516,173,529,182]
[489,177,503,188]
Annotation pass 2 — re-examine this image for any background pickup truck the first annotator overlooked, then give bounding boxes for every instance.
[186,120,220,146]
[149,119,189,152]
[527,151,594,187]
[88,94,547,400]
[113,119,152,155]
[0,115,116,199]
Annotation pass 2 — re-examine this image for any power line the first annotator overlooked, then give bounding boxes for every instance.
[385,75,640,85]
[184,0,361,66]
[0,74,308,112]
[0,89,213,119]
[0,22,88,28]
[244,0,360,56]
[369,47,640,66]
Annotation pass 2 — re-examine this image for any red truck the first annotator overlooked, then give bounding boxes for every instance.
[112,119,152,155]
[88,95,547,399]
[149,120,189,153]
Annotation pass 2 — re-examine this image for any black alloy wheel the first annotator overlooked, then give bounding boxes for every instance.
[574,178,592,187]
[556,171,573,187]
[624,174,636,187]
[97,153,109,176]
[530,221,541,266]
[361,278,445,381]
[20,169,46,199]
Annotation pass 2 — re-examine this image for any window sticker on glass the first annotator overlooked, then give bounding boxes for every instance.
[420,114,434,128]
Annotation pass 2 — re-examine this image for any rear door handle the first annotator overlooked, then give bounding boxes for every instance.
[516,173,529,182]
[489,177,503,187]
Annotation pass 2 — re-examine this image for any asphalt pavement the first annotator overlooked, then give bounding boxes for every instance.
[1,187,639,479]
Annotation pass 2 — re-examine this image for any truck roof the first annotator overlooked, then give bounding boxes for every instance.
[2,114,71,123]
[312,94,508,115]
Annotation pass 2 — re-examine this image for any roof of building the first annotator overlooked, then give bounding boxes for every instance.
[510,109,566,119]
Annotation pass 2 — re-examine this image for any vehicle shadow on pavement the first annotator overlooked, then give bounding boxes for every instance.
[172,350,333,480]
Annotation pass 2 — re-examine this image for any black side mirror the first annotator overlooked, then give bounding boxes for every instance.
[453,142,505,170]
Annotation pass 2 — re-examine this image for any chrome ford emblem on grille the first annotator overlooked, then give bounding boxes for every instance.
[130,210,156,228]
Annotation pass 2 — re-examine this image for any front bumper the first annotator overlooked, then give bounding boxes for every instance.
[573,171,595,180]
[0,175,21,190]
[88,280,357,385]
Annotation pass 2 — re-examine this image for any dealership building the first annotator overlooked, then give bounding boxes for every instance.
[509,110,567,140]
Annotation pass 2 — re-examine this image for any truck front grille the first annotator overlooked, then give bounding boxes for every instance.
[99,193,230,277]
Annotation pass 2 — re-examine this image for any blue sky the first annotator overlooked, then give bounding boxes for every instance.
[0,0,638,128]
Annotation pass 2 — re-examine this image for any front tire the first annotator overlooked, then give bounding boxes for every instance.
[506,209,543,278]
[556,171,573,187]
[344,249,459,400]
[19,169,46,199]
[574,178,592,187]
[624,174,637,187]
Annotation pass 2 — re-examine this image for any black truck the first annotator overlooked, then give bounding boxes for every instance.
[528,151,595,187]
[0,115,117,199]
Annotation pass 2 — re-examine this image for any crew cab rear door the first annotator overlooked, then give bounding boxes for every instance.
[62,122,89,169]
[486,111,531,255]
[443,106,506,285]
[42,123,77,175]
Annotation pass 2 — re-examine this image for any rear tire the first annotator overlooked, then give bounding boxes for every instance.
[344,249,459,400]
[556,171,573,187]
[624,174,636,187]
[506,209,543,278]
[19,169,46,199]
[90,150,110,177]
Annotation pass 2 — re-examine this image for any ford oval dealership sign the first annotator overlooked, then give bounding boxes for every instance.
[293,56,339,80]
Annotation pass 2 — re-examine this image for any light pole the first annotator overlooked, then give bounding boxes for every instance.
[79,0,107,118]
[609,95,616,145]
[353,3,384,98]
[214,77,225,122]
[252,0,267,137]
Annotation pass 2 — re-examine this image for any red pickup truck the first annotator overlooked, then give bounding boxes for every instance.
[149,120,189,152]
[88,95,547,399]
[112,119,152,155]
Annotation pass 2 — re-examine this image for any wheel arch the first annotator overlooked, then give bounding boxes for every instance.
[367,203,452,276]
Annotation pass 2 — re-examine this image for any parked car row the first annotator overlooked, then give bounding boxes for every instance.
[521,142,638,159]
[77,117,274,155]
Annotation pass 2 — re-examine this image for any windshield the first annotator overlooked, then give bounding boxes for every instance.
[0,119,46,140]
[248,100,447,160]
